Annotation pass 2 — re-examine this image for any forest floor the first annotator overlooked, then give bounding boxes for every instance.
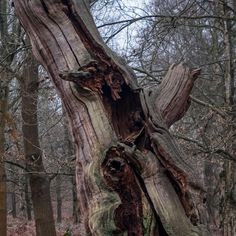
[7,216,81,236]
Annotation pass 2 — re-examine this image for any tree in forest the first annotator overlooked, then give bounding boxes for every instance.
[0,0,20,234]
[14,0,216,235]
[20,50,57,236]
[0,0,58,233]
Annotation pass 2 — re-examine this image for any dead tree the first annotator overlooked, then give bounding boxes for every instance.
[15,1,210,235]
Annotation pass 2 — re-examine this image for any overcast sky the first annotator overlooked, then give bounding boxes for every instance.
[92,0,149,57]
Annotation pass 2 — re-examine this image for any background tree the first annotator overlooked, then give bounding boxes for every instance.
[20,49,57,236]
[0,0,20,234]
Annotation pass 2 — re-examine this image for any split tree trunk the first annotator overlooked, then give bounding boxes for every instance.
[20,52,56,236]
[15,1,210,235]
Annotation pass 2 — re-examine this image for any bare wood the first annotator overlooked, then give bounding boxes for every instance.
[15,1,209,235]
[154,64,201,128]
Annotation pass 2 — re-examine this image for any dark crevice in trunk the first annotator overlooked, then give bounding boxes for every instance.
[70,69,145,143]
[102,147,144,236]
[102,145,169,236]
[40,0,49,14]
[102,84,144,141]
[65,1,103,61]
[64,0,137,89]
[150,139,195,214]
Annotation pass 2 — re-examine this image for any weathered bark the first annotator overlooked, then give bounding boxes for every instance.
[15,1,209,235]
[20,52,56,236]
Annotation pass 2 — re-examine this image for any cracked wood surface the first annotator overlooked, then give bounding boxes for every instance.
[15,0,209,235]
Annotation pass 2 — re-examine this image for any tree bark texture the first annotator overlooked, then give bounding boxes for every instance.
[10,166,17,218]
[220,1,236,235]
[0,81,7,236]
[72,175,79,223]
[24,175,32,221]
[20,52,56,236]
[56,175,62,223]
[0,0,9,235]
[15,1,209,235]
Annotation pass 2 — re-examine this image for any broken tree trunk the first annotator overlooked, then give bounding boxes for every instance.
[15,1,209,235]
